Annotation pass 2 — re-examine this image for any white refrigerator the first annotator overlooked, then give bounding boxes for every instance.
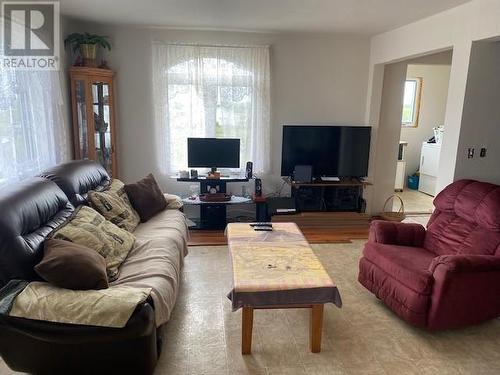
[419,142,441,196]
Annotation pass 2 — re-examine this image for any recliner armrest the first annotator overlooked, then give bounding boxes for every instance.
[369,220,426,247]
[427,254,500,330]
[429,255,500,274]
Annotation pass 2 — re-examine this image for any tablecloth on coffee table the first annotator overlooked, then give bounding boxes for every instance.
[226,222,342,310]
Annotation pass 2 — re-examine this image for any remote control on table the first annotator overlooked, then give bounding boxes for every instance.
[254,227,273,231]
[250,222,272,227]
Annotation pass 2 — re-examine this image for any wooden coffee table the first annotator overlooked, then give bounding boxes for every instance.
[226,223,342,354]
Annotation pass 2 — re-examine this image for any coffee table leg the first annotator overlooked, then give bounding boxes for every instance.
[310,304,324,353]
[242,307,254,354]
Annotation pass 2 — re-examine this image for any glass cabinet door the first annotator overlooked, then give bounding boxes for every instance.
[92,81,113,174]
[75,80,89,159]
[71,68,116,177]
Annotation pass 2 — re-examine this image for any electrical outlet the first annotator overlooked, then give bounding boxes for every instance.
[480,147,487,157]
[467,148,475,159]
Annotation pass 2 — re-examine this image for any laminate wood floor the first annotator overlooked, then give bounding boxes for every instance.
[188,227,369,246]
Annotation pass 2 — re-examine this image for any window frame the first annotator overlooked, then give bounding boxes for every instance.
[401,77,422,128]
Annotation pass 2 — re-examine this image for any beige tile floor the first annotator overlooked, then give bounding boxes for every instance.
[154,243,500,375]
[2,242,500,374]
[393,189,434,213]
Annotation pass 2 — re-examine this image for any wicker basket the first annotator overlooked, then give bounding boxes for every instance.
[379,195,406,222]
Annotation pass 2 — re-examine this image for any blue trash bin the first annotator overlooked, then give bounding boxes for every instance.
[407,175,419,190]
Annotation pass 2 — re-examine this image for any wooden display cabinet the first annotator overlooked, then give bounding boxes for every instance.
[69,67,118,176]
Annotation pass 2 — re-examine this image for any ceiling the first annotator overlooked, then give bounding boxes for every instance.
[60,0,471,35]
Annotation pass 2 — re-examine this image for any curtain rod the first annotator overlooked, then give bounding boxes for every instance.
[152,41,270,49]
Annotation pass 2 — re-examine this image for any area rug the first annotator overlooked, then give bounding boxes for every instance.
[149,242,500,375]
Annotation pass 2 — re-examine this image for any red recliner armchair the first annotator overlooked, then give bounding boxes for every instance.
[359,179,500,330]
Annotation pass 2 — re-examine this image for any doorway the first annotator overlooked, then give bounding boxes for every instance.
[393,51,452,215]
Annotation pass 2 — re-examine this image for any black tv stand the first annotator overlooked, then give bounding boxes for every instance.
[177,176,250,229]
[177,176,248,195]
[286,178,371,213]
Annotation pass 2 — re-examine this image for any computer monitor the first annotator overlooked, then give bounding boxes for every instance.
[187,138,240,172]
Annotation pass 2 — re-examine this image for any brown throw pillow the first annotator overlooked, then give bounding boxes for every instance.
[124,174,167,222]
[35,239,109,290]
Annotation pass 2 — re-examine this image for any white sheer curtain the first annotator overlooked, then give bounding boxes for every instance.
[152,43,271,175]
[0,68,67,187]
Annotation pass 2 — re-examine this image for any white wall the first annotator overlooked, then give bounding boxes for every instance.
[401,64,451,176]
[369,62,407,213]
[366,0,500,211]
[63,20,370,197]
[454,41,500,184]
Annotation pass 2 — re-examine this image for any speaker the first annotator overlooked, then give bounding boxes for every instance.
[245,161,253,179]
[255,178,262,197]
[293,165,312,183]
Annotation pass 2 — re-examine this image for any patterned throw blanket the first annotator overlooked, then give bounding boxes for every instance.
[0,280,151,328]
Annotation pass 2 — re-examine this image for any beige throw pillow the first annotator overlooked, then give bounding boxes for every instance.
[165,193,183,210]
[88,179,140,232]
[50,206,135,281]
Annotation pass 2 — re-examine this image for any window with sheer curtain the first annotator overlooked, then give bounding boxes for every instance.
[0,68,67,188]
[152,43,271,175]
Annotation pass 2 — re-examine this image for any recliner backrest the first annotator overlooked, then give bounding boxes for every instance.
[424,179,500,256]
[0,178,73,286]
[39,160,110,206]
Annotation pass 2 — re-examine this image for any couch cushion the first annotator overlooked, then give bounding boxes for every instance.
[363,242,435,294]
[0,178,73,286]
[88,179,140,232]
[133,208,188,256]
[39,160,110,206]
[426,180,500,256]
[50,206,136,281]
[35,239,109,290]
[111,238,182,327]
[433,179,500,231]
[124,174,167,223]
[425,211,500,256]
[116,208,188,326]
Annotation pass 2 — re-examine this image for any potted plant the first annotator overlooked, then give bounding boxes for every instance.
[64,32,112,67]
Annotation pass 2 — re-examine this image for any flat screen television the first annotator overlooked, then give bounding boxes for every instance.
[281,125,371,178]
[187,138,240,170]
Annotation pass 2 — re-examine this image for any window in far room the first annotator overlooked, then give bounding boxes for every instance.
[401,77,422,127]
